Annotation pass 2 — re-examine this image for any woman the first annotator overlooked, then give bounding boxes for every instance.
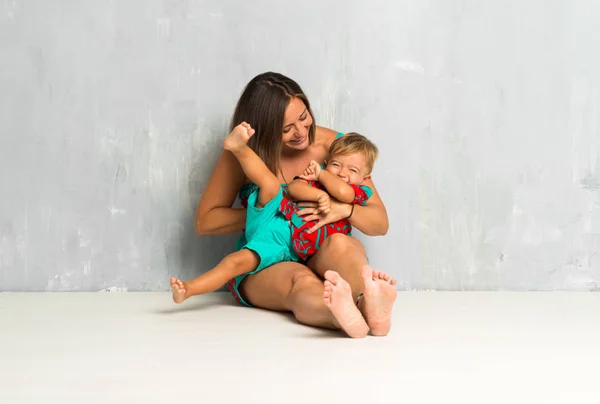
[194,72,397,337]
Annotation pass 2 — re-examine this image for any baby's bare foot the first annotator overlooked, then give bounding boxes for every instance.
[359,265,397,336]
[170,277,189,304]
[223,122,255,152]
[323,270,369,338]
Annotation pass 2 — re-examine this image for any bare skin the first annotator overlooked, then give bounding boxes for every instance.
[305,233,396,335]
[239,240,397,337]
[195,94,395,337]
[358,265,398,336]
[323,270,369,338]
[170,122,275,303]
[170,249,259,304]
[170,278,187,303]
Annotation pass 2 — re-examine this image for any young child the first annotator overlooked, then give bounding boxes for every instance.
[281,132,378,260]
[170,121,301,303]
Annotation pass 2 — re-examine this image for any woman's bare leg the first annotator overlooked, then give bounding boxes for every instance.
[358,265,398,336]
[307,234,397,336]
[239,261,368,338]
[171,249,259,303]
[308,234,368,300]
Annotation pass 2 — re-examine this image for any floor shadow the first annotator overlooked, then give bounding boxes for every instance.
[154,295,350,339]
[303,328,347,339]
[274,309,348,339]
[153,293,239,314]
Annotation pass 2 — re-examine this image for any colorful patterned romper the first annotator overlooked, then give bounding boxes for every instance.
[279,181,372,260]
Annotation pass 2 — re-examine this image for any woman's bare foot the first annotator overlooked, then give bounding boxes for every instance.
[358,265,397,336]
[223,122,255,152]
[323,270,369,338]
[170,277,189,304]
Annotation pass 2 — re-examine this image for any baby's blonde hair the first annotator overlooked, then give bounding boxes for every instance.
[328,132,379,173]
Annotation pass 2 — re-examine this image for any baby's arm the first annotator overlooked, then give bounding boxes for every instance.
[287,179,324,201]
[316,170,356,204]
[296,160,356,204]
[287,179,331,214]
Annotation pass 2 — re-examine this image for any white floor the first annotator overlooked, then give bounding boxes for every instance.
[1,292,599,404]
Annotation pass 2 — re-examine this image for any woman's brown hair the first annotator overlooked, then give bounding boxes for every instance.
[230,72,316,176]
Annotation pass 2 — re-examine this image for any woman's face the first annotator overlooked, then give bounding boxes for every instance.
[281,97,313,151]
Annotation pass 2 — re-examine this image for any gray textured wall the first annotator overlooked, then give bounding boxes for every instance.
[1,1,599,292]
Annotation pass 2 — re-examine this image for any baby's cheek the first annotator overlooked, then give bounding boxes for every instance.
[354,175,366,185]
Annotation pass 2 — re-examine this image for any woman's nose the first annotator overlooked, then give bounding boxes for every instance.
[295,124,306,136]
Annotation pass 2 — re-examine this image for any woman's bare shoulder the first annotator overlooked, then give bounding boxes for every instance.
[315,126,340,149]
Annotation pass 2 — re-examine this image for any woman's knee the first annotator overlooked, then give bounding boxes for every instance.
[288,268,327,323]
[239,262,310,311]
[289,267,321,295]
[320,233,365,257]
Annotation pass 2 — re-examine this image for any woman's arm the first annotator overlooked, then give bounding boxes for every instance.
[194,149,247,236]
[347,177,389,236]
[296,185,389,236]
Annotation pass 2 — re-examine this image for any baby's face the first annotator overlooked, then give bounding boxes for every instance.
[325,152,370,185]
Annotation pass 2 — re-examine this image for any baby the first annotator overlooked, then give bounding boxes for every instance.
[282,132,378,260]
[171,121,302,303]
[170,129,378,305]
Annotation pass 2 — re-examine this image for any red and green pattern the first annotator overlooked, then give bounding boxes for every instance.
[279,180,372,260]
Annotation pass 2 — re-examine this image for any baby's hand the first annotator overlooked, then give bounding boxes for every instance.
[299,160,321,182]
[316,192,331,215]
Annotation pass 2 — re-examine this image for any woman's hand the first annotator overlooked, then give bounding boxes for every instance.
[295,198,352,234]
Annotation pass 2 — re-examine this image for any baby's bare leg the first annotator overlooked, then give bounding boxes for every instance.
[171,249,259,303]
[224,125,280,207]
